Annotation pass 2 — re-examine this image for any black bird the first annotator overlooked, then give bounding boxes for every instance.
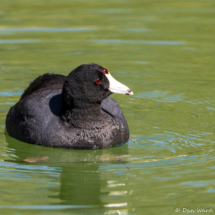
[6,63,133,149]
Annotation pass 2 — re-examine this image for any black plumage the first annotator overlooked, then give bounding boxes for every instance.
[6,63,130,149]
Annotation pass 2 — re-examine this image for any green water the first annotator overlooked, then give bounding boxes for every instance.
[0,0,215,214]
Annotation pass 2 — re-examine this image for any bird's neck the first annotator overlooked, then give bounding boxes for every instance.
[61,102,104,127]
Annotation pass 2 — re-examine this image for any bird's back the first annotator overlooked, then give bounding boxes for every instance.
[6,74,66,144]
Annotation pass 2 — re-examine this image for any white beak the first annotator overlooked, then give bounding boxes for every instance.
[105,73,133,95]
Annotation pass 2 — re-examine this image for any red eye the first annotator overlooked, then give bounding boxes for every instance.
[95,79,101,84]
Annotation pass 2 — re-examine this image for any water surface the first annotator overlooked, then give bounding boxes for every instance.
[0,0,215,214]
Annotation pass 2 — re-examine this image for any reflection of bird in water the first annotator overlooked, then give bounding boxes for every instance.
[5,134,129,212]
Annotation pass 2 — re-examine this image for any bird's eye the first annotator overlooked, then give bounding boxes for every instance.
[95,79,101,84]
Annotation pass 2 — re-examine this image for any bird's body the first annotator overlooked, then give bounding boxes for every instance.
[6,64,132,149]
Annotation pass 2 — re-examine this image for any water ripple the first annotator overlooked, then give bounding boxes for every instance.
[0,27,95,34]
[0,205,93,209]
[0,92,22,96]
[135,91,184,102]
[127,28,151,32]
[0,39,40,44]
[0,39,186,45]
[89,39,186,45]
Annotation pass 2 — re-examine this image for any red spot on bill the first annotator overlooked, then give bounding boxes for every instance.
[99,67,109,74]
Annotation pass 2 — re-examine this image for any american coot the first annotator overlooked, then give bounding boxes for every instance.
[6,63,133,149]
